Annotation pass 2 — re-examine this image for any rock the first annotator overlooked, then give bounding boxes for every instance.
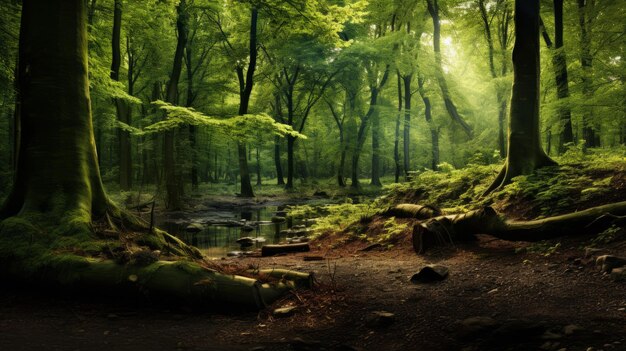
[236,237,256,247]
[185,222,204,233]
[596,255,626,273]
[273,306,297,318]
[248,347,266,351]
[563,324,583,335]
[541,331,563,340]
[457,316,499,340]
[410,264,449,283]
[271,216,286,223]
[610,267,626,281]
[241,225,255,232]
[365,311,395,328]
[227,251,243,257]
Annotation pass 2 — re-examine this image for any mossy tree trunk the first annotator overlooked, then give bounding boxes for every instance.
[1,0,108,224]
[577,0,596,149]
[484,0,556,195]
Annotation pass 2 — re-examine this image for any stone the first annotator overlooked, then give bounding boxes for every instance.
[457,316,499,340]
[185,222,204,233]
[227,251,243,257]
[596,255,626,273]
[610,267,626,281]
[273,306,297,318]
[241,225,255,232]
[236,237,256,247]
[365,311,395,328]
[410,264,449,283]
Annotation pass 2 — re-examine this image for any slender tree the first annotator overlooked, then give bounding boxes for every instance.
[426,0,473,137]
[164,0,189,209]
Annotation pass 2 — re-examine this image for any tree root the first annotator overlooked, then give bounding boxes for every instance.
[412,201,626,254]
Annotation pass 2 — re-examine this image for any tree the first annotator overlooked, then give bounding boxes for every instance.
[110,0,133,190]
[426,0,473,137]
[484,0,556,194]
[163,0,189,209]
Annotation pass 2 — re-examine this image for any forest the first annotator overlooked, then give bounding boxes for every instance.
[0,0,625,350]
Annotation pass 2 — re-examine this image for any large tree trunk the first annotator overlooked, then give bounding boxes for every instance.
[273,94,285,185]
[286,135,296,189]
[484,0,556,195]
[426,0,472,137]
[185,36,198,190]
[412,202,626,254]
[1,0,108,222]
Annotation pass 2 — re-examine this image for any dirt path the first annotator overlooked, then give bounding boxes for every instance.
[1,236,625,351]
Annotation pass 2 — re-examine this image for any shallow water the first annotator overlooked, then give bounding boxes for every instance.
[159,206,300,258]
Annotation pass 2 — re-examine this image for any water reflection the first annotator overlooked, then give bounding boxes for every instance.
[159,206,295,258]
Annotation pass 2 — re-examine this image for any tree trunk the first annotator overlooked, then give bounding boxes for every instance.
[412,202,626,254]
[484,0,556,195]
[478,0,508,158]
[394,72,402,183]
[552,0,574,153]
[370,105,382,187]
[286,135,295,189]
[577,0,595,149]
[185,36,198,190]
[256,146,261,186]
[235,7,258,198]
[163,0,188,210]
[426,0,472,137]
[403,74,412,179]
[274,136,285,185]
[351,66,389,189]
[110,0,132,190]
[1,0,108,222]
[417,74,439,171]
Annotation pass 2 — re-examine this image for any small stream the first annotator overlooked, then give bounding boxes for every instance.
[158,205,311,258]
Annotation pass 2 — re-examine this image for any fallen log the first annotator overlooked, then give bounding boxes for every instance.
[261,243,310,257]
[382,204,442,219]
[412,201,626,254]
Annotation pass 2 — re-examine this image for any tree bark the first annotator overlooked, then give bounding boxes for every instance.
[552,0,574,152]
[274,136,285,185]
[484,0,556,195]
[185,35,198,190]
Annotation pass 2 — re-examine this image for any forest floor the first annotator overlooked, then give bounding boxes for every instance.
[1,231,625,351]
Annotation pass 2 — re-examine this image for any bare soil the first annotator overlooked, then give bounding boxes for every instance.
[1,234,625,351]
